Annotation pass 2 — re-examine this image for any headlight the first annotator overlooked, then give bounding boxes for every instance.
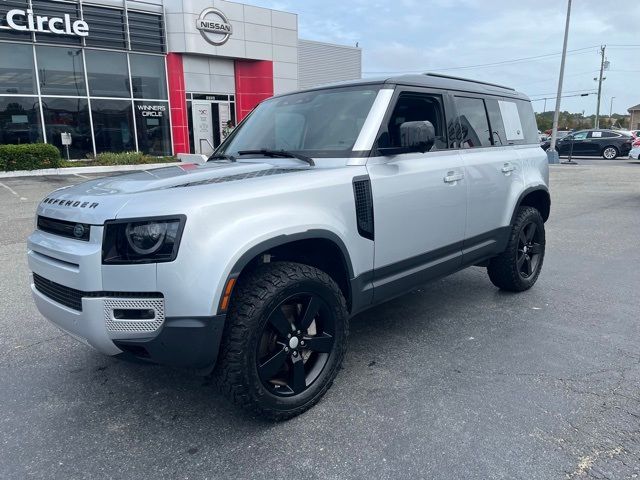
[102,216,185,264]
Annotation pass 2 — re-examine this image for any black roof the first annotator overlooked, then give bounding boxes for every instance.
[285,72,530,101]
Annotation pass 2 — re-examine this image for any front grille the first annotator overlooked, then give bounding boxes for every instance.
[33,273,163,312]
[37,216,90,241]
[33,273,83,311]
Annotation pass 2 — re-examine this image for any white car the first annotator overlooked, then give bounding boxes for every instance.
[28,74,550,419]
[630,146,640,160]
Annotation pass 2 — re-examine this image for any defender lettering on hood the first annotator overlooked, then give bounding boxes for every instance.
[42,197,99,209]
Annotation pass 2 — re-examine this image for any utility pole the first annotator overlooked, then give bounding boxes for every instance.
[609,96,615,117]
[549,0,572,164]
[594,45,606,129]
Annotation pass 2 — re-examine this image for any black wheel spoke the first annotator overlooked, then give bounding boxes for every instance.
[269,308,292,337]
[299,296,321,331]
[528,243,543,255]
[517,253,526,269]
[303,333,333,353]
[258,348,288,381]
[290,355,306,393]
[525,256,533,276]
[519,230,528,247]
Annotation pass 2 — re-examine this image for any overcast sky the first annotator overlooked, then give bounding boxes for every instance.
[246,0,639,115]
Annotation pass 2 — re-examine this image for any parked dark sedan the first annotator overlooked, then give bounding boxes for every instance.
[541,129,633,159]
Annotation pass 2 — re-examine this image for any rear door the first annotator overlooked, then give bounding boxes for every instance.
[366,87,467,303]
[455,96,524,264]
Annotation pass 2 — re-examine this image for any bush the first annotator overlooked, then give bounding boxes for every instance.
[90,152,175,166]
[0,143,61,171]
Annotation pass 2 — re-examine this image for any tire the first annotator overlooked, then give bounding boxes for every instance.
[487,206,545,292]
[602,146,618,159]
[213,261,348,420]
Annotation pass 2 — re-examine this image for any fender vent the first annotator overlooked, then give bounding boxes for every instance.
[353,177,374,240]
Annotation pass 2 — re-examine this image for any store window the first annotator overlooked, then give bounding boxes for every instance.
[41,98,92,159]
[130,54,167,99]
[0,97,42,145]
[0,43,36,94]
[36,46,86,96]
[91,100,135,153]
[85,50,130,98]
[134,101,170,156]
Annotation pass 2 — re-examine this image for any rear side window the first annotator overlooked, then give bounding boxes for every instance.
[485,99,507,146]
[515,100,539,144]
[455,96,492,148]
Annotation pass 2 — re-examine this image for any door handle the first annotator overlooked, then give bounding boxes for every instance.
[501,163,516,174]
[443,171,464,183]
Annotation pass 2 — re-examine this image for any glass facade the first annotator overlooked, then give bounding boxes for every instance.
[0,1,170,158]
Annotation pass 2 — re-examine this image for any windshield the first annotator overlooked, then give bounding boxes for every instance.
[218,85,381,157]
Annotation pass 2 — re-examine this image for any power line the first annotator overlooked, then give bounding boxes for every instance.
[363,45,600,74]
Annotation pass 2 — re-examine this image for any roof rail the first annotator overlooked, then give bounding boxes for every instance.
[424,72,516,91]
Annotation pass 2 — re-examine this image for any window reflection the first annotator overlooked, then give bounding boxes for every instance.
[0,43,36,94]
[36,46,86,96]
[41,98,92,159]
[130,54,167,99]
[0,97,42,144]
[85,50,130,98]
[134,101,171,156]
[91,100,135,153]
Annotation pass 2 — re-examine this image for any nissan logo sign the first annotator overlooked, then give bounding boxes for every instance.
[196,8,232,45]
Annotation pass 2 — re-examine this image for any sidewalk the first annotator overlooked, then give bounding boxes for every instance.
[0,162,181,179]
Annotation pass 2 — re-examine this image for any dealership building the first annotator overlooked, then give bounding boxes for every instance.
[0,0,361,158]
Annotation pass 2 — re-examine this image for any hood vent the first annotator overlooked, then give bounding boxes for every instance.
[171,168,303,188]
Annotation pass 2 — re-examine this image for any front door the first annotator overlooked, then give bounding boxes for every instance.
[367,88,467,303]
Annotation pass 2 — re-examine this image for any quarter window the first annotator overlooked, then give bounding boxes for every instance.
[455,97,492,148]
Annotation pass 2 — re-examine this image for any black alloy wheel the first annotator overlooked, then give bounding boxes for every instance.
[214,262,348,420]
[257,293,335,397]
[487,206,546,292]
[516,222,543,279]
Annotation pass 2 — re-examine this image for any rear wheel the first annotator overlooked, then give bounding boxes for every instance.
[602,146,618,159]
[214,262,348,420]
[487,206,545,291]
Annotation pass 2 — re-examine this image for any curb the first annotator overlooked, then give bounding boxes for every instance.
[0,162,181,179]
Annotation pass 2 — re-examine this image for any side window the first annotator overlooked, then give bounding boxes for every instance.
[573,132,588,140]
[380,92,447,150]
[600,131,617,138]
[485,99,507,146]
[455,96,492,148]
[515,100,539,144]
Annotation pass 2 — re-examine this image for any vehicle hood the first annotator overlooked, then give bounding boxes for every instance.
[37,161,308,224]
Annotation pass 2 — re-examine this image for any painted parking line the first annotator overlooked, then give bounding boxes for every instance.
[0,181,27,201]
[73,173,91,179]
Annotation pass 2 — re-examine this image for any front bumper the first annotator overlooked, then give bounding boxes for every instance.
[31,283,225,369]
[28,226,225,370]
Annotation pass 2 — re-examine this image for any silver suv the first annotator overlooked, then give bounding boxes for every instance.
[28,73,550,419]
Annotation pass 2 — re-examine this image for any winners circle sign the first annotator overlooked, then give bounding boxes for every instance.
[0,8,89,37]
[195,8,232,45]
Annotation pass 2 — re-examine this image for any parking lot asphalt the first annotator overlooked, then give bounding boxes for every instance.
[1,162,639,479]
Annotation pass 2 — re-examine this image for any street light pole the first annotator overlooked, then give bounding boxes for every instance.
[609,96,615,118]
[594,45,606,129]
[548,0,572,164]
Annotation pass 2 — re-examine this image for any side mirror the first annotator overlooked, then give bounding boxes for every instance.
[177,153,208,165]
[399,121,436,153]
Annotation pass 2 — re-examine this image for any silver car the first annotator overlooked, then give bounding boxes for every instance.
[28,73,550,419]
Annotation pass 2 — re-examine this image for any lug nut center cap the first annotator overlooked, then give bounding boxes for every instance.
[289,337,299,349]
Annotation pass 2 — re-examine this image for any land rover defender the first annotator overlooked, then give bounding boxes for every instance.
[28,73,550,419]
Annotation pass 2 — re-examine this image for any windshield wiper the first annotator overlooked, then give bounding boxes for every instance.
[237,149,315,166]
[208,153,236,162]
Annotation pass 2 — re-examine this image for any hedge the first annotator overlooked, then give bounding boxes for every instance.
[0,143,61,171]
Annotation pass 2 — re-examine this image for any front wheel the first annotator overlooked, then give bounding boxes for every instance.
[487,206,546,291]
[213,262,348,420]
[602,146,618,159]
